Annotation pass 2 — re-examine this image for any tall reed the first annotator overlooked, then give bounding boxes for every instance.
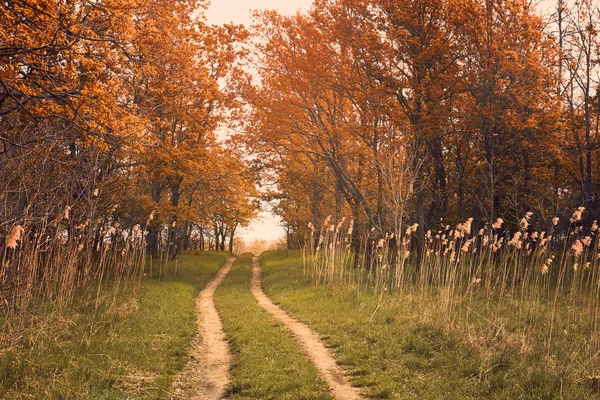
[0,208,148,323]
[305,208,600,380]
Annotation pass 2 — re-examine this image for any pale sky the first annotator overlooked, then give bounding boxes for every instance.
[206,0,314,242]
[206,0,556,26]
[206,0,313,26]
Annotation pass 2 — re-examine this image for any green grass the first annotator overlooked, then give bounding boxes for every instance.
[0,251,229,399]
[260,250,600,400]
[214,254,333,399]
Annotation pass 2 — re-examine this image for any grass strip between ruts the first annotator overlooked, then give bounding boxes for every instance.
[214,254,333,400]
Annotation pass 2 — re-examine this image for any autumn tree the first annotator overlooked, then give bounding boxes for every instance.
[246,0,566,256]
[0,0,146,232]
[552,0,600,218]
[1,0,257,262]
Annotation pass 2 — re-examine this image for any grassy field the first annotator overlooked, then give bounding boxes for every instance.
[0,251,229,399]
[214,254,333,399]
[260,250,600,399]
[5,249,596,399]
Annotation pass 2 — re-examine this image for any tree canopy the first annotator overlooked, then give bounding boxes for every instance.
[242,0,599,259]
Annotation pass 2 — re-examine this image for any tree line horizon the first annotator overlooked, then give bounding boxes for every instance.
[1,0,599,261]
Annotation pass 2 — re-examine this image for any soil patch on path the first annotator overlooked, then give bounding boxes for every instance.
[172,257,235,400]
[250,256,364,400]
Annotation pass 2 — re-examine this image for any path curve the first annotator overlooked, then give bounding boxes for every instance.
[250,256,365,400]
[171,257,235,400]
